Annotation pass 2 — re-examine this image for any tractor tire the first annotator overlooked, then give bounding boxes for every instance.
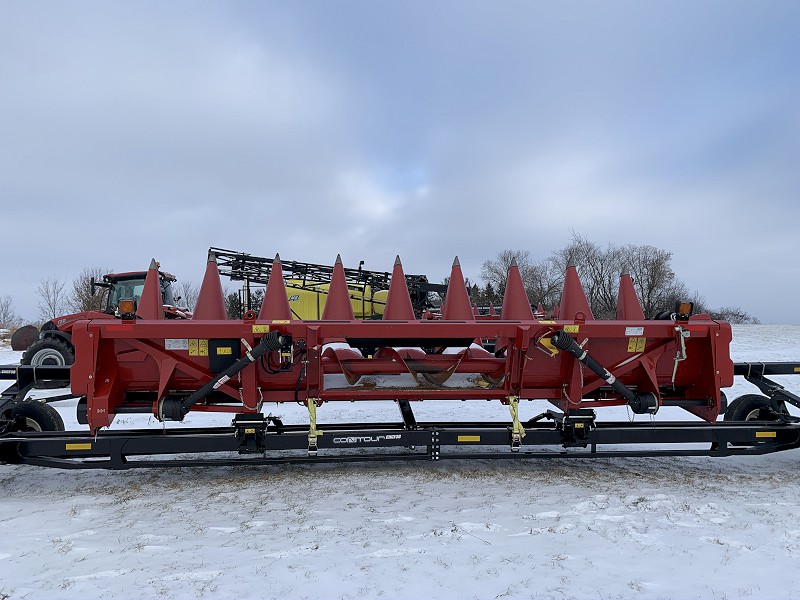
[21,337,75,366]
[9,400,65,432]
[723,394,787,422]
[718,391,728,415]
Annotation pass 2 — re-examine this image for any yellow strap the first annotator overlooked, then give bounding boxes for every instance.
[508,395,526,438]
[308,399,323,439]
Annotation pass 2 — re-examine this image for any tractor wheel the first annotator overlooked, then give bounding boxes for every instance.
[9,400,65,432]
[21,337,75,366]
[723,394,787,422]
[718,391,728,415]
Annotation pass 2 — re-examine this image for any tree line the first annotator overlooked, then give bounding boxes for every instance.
[0,236,758,333]
[472,234,758,323]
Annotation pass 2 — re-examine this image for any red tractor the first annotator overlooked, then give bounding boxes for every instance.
[22,269,190,367]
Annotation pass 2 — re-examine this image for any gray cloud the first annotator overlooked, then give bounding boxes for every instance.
[1,1,798,324]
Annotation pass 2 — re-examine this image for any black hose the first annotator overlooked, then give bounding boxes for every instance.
[550,330,658,414]
[159,331,287,421]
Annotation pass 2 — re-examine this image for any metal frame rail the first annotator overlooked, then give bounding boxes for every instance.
[2,363,800,470]
[734,362,800,412]
[1,417,799,470]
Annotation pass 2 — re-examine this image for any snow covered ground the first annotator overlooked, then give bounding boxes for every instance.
[1,325,799,599]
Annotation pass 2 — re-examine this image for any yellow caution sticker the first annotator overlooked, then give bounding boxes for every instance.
[252,325,270,333]
[66,443,92,451]
[245,428,256,434]
[795,367,800,373]
[755,431,777,438]
[564,325,580,333]
[627,337,647,352]
[457,435,481,443]
[216,347,232,355]
[189,339,209,356]
[271,319,291,324]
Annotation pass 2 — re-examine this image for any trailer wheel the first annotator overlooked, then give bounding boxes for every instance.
[10,400,65,432]
[21,338,75,366]
[724,394,787,422]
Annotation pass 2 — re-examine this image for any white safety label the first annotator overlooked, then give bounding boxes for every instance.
[165,338,190,350]
[624,327,644,336]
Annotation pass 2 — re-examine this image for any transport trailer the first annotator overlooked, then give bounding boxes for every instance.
[1,254,799,469]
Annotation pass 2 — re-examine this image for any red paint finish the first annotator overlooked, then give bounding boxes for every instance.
[70,315,734,433]
[69,256,735,433]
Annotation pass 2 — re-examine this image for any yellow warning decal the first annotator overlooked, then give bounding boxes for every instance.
[627,337,647,352]
[66,443,92,451]
[564,325,580,333]
[189,339,209,356]
[795,367,800,373]
[539,320,557,324]
[252,325,270,333]
[216,347,232,355]
[574,422,584,429]
[755,431,777,438]
[271,319,291,324]
[245,428,256,434]
[457,435,481,442]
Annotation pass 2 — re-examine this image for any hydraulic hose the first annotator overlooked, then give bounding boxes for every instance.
[550,330,658,415]
[159,330,288,421]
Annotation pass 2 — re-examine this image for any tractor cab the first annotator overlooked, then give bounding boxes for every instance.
[98,271,178,314]
[21,267,188,367]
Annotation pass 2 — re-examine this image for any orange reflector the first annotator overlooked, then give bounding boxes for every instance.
[118,299,136,314]
[677,302,693,315]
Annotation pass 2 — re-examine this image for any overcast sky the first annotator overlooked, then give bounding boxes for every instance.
[1,1,799,324]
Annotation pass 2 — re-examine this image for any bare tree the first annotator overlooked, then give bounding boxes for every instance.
[0,295,21,330]
[480,249,562,308]
[619,244,682,318]
[481,249,534,297]
[37,276,68,322]
[174,281,200,311]
[550,234,624,318]
[479,234,758,321]
[69,267,112,313]
[708,306,760,324]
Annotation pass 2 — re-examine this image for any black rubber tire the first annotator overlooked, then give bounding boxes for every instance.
[724,394,786,422]
[9,400,65,432]
[21,337,75,366]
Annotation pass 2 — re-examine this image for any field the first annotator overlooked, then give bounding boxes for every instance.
[1,325,799,599]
